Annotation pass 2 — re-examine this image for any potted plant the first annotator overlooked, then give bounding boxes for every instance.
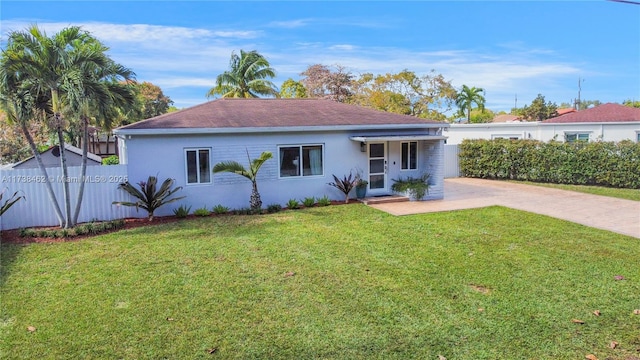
[355,178,368,199]
[390,173,430,201]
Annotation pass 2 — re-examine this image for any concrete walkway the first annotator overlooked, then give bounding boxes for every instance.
[370,178,640,239]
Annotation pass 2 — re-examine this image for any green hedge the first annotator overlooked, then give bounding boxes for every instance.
[459,139,640,188]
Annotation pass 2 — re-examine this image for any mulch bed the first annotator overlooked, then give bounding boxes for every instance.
[1,216,182,245]
[1,201,357,245]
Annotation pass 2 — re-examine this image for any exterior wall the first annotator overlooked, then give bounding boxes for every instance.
[121,129,445,216]
[444,122,640,145]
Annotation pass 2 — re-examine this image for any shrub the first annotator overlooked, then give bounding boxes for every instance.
[459,139,640,188]
[327,172,358,203]
[266,203,282,213]
[193,207,211,217]
[391,174,430,200]
[212,204,230,215]
[234,207,256,215]
[301,196,316,207]
[173,205,191,218]
[102,155,119,165]
[113,175,185,221]
[317,195,331,207]
[287,199,300,210]
[0,189,25,216]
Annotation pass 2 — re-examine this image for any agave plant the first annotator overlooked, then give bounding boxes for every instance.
[0,189,25,216]
[112,175,185,221]
[327,171,358,203]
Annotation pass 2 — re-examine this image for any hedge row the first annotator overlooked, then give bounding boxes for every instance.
[459,139,640,189]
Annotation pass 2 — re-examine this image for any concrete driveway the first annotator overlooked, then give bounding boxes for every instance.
[370,178,640,239]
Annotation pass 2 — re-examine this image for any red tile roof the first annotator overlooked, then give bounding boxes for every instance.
[117,98,444,130]
[491,114,522,123]
[556,108,577,116]
[543,103,640,123]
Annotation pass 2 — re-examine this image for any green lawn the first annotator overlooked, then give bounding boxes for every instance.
[2,205,639,359]
[512,181,640,201]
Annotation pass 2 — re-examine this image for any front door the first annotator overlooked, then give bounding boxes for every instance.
[368,142,387,195]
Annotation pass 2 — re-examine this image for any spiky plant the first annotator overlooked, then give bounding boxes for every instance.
[112,175,185,221]
[327,171,358,203]
[0,189,25,216]
[213,150,273,210]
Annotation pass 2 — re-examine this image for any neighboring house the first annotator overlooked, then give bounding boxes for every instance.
[445,103,640,144]
[83,126,119,159]
[11,143,102,169]
[491,114,523,123]
[114,98,449,213]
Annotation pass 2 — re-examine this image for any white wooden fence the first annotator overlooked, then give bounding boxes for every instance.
[1,165,134,230]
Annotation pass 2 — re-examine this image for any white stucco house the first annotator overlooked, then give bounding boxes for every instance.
[113,98,449,214]
[444,103,640,144]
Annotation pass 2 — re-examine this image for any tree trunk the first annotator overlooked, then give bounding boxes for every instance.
[72,115,89,225]
[249,181,262,210]
[19,122,65,227]
[55,113,73,228]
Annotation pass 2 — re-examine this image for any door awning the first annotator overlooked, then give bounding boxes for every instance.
[349,135,447,143]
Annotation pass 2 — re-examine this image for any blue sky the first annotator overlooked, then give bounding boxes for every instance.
[2,1,639,114]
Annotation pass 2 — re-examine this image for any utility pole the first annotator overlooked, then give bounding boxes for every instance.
[575,77,584,110]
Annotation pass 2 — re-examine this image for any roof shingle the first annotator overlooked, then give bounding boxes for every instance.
[117,98,443,130]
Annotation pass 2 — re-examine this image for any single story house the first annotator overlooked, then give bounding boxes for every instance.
[114,98,449,214]
[445,103,640,144]
[11,143,102,169]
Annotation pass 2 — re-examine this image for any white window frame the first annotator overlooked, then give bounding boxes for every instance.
[184,148,212,185]
[565,132,590,143]
[636,131,640,143]
[400,141,418,171]
[491,134,522,140]
[278,144,324,179]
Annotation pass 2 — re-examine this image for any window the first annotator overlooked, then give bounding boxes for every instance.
[492,134,521,140]
[279,144,323,178]
[401,141,417,170]
[636,132,640,142]
[565,133,589,143]
[185,148,211,184]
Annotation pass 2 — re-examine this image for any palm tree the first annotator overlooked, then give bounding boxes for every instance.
[455,85,486,123]
[66,60,136,225]
[206,50,279,98]
[1,25,135,228]
[213,150,273,210]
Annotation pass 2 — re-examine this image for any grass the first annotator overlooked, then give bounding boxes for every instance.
[2,205,639,359]
[512,181,640,201]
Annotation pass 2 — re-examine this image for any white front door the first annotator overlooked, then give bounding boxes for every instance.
[368,142,387,195]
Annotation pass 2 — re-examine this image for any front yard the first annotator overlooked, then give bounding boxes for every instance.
[1,205,639,359]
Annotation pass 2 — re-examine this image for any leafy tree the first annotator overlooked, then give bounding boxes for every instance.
[469,108,495,123]
[0,25,135,228]
[213,150,273,210]
[0,109,50,164]
[517,94,559,121]
[455,85,486,123]
[351,70,457,120]
[623,99,640,108]
[113,175,185,221]
[206,50,278,99]
[280,78,307,98]
[300,64,353,103]
[560,99,602,110]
